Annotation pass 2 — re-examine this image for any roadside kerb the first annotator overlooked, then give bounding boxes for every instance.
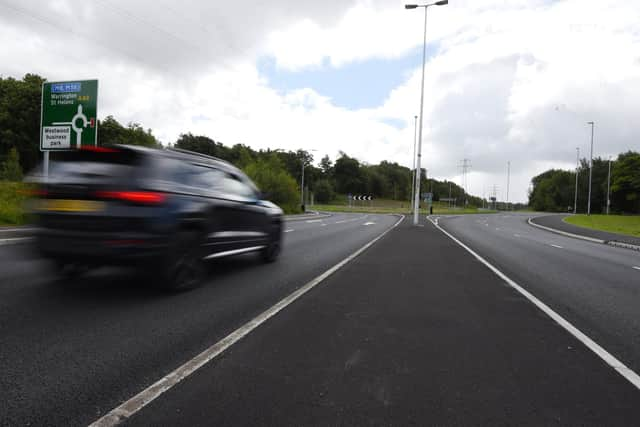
[528,216,640,252]
[527,217,604,243]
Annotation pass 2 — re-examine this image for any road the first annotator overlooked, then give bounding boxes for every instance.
[0,212,398,426]
[437,212,640,374]
[2,211,640,425]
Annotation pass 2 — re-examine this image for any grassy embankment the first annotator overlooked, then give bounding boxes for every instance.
[314,197,497,215]
[564,214,640,238]
[0,181,28,226]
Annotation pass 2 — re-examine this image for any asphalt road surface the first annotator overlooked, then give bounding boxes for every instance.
[0,212,398,426]
[437,213,640,375]
[3,212,640,426]
[122,215,639,426]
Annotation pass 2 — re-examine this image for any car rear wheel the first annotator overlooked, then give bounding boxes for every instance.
[261,223,282,263]
[160,231,206,291]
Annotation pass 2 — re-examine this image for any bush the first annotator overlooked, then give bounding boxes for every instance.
[1,147,23,181]
[314,179,334,204]
[243,155,300,214]
[0,181,28,225]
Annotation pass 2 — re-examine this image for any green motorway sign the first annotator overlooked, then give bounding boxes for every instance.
[40,80,98,151]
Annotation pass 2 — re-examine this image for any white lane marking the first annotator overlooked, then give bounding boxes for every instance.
[0,237,33,246]
[306,219,323,223]
[363,222,376,226]
[633,266,640,271]
[334,215,368,225]
[550,244,563,249]
[284,229,294,233]
[320,224,327,227]
[89,215,405,427]
[514,234,521,238]
[429,217,640,391]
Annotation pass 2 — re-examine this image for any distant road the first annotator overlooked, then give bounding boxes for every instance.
[0,212,398,426]
[438,212,640,373]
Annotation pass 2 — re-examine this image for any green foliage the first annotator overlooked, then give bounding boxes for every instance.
[243,155,300,214]
[528,169,574,212]
[529,152,639,214]
[1,147,23,181]
[611,151,640,213]
[314,179,335,204]
[0,74,46,174]
[97,116,159,148]
[0,181,28,225]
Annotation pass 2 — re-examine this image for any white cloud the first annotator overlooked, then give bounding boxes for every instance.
[1,0,640,202]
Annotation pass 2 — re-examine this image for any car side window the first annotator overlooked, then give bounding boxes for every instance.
[189,165,224,191]
[223,173,256,199]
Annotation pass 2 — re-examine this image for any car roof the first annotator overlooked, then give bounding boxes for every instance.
[114,144,243,176]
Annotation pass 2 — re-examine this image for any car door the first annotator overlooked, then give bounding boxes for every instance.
[218,172,269,248]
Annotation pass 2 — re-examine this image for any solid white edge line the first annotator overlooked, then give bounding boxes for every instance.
[0,237,33,246]
[89,214,405,427]
[428,216,640,391]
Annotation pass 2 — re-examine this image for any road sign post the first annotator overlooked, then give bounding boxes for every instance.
[40,80,98,174]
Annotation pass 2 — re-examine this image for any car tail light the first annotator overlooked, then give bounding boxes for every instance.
[22,188,48,197]
[94,191,166,205]
[80,145,120,153]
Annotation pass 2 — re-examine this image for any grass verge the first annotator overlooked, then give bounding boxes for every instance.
[564,214,640,238]
[314,202,497,215]
[0,181,29,226]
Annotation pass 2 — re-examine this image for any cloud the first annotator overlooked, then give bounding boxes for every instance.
[1,0,639,202]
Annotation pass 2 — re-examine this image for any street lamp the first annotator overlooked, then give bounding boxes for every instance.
[405,0,448,225]
[300,149,317,212]
[573,147,579,214]
[606,155,612,215]
[587,121,595,215]
[411,115,418,211]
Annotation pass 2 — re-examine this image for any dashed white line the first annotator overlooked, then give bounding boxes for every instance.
[514,234,521,238]
[633,266,640,271]
[550,244,563,249]
[284,229,294,233]
[305,219,323,223]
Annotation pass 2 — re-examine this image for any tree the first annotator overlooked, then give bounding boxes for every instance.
[319,155,333,177]
[97,116,159,147]
[528,169,574,212]
[0,74,46,173]
[334,152,365,194]
[243,155,300,213]
[314,179,335,204]
[1,147,23,181]
[611,151,640,213]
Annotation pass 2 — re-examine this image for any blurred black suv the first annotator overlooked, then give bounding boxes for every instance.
[29,145,284,290]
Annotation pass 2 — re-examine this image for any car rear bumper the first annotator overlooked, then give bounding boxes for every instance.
[36,228,170,266]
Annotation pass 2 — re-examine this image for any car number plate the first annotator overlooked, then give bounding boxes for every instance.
[41,199,105,212]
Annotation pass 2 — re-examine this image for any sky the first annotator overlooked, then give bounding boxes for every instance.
[1,0,639,203]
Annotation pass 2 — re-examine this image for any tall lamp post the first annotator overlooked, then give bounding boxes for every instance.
[300,149,317,212]
[606,155,612,215]
[405,0,448,225]
[410,115,418,211]
[573,147,579,214]
[587,121,595,215]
